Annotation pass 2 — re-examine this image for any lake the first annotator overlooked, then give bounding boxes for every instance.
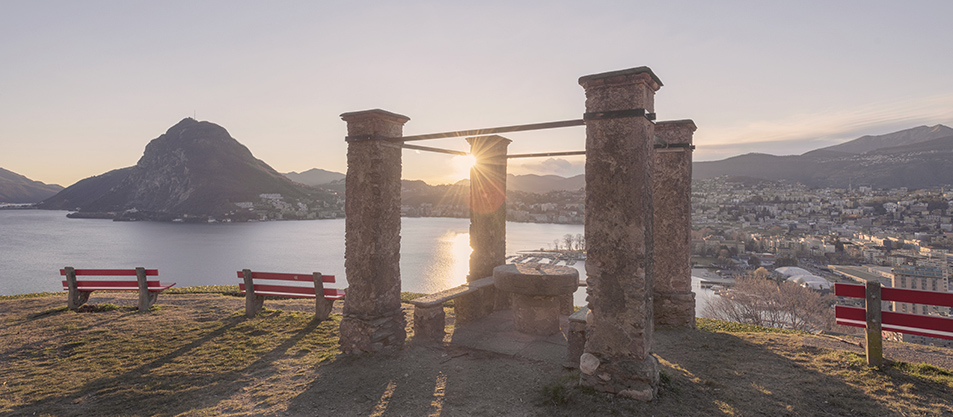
[0,210,714,313]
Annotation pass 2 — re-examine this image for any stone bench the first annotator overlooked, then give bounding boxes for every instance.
[59,267,175,311]
[237,269,345,319]
[408,276,495,340]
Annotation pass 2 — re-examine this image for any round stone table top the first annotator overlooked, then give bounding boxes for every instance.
[493,263,579,296]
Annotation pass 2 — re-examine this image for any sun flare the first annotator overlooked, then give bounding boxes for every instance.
[451,154,477,180]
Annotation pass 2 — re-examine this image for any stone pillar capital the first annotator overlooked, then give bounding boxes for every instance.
[579,67,662,114]
[340,109,410,139]
[655,120,697,147]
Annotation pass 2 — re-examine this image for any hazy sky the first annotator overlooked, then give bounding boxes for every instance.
[2,1,952,187]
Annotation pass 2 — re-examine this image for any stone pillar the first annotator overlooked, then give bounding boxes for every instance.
[456,135,512,323]
[653,120,697,328]
[339,109,409,354]
[578,67,661,401]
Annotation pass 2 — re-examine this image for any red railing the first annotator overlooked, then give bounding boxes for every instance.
[834,282,953,365]
[834,282,953,341]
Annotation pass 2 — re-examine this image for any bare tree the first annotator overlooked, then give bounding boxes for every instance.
[574,234,585,251]
[563,234,575,251]
[703,273,835,332]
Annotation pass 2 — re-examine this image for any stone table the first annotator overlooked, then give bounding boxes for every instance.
[493,263,579,335]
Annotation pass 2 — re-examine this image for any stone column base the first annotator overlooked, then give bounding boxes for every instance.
[412,305,445,341]
[454,287,495,324]
[340,309,406,354]
[654,291,696,328]
[579,353,660,401]
[567,307,589,366]
[512,293,561,335]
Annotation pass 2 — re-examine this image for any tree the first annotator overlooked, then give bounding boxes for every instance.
[748,255,761,268]
[703,273,835,332]
[563,234,575,251]
[574,234,586,251]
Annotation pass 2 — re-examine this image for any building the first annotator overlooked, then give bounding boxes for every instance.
[890,258,952,347]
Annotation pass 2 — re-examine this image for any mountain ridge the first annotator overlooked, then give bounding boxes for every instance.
[39,118,334,220]
[0,168,64,204]
[695,124,953,189]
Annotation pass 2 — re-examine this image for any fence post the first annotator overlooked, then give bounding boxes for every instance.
[865,281,883,366]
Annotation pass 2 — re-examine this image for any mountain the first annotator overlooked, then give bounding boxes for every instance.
[0,168,64,203]
[695,125,953,189]
[284,168,346,187]
[816,124,953,154]
[506,174,584,193]
[39,118,332,219]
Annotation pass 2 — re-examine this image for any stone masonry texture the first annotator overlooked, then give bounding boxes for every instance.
[579,67,661,400]
[457,135,511,323]
[653,120,697,328]
[339,109,409,354]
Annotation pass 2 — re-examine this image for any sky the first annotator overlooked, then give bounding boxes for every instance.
[2,0,952,187]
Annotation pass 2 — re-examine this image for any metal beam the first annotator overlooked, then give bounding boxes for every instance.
[507,151,586,159]
[400,119,585,142]
[398,143,469,156]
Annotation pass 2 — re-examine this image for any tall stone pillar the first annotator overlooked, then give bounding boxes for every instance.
[456,135,512,323]
[339,109,409,354]
[653,120,697,328]
[578,67,661,400]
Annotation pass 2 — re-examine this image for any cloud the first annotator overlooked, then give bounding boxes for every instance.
[510,157,585,177]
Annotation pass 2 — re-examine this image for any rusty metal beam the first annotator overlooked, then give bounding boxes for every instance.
[507,151,586,159]
[400,119,585,142]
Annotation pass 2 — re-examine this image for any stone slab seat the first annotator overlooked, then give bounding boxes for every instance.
[59,267,175,311]
[409,276,495,340]
[238,269,345,320]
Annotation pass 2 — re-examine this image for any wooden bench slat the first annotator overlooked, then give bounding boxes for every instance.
[239,283,345,299]
[61,269,159,276]
[235,271,335,283]
[62,280,174,291]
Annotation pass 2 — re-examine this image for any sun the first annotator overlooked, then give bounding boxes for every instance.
[451,154,477,180]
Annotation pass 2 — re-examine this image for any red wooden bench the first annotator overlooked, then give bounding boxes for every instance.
[834,282,953,365]
[59,267,176,311]
[237,269,345,319]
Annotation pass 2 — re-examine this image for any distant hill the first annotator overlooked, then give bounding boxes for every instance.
[39,118,330,219]
[816,124,953,154]
[506,174,584,193]
[284,168,345,187]
[695,124,953,189]
[0,168,63,203]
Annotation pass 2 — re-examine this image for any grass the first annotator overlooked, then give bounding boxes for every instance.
[2,293,952,416]
[0,295,341,416]
[696,317,807,334]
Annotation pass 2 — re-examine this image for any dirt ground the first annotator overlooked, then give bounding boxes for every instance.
[1,293,952,416]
